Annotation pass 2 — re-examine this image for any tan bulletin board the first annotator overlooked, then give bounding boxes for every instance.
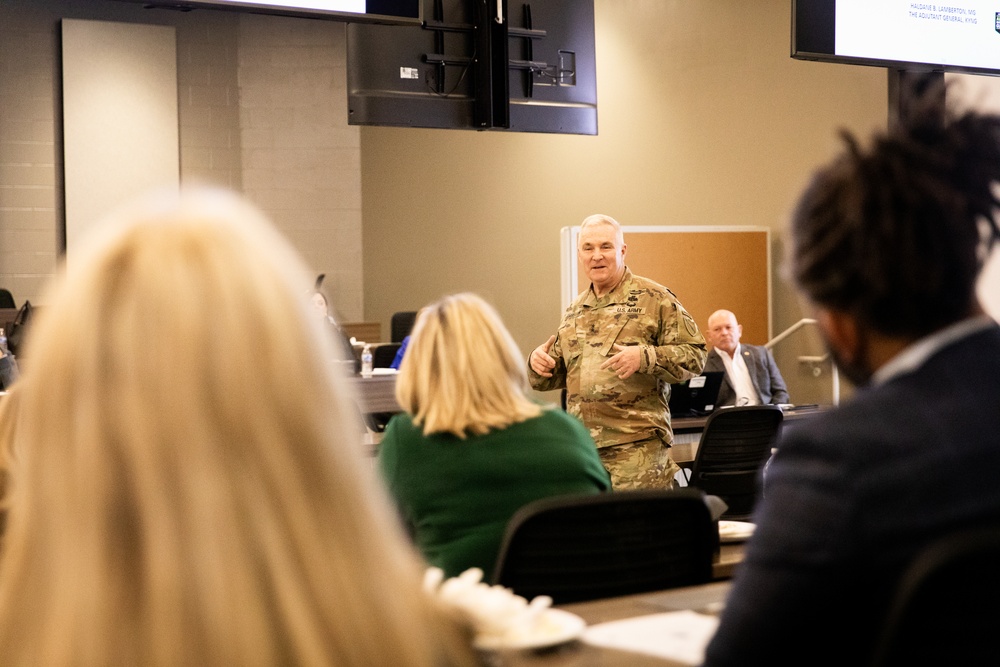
[560,226,772,345]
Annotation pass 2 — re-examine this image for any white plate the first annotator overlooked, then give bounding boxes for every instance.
[369,368,398,376]
[474,608,586,651]
[718,520,756,543]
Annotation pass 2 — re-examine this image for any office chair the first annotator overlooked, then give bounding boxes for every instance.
[492,488,716,604]
[0,289,14,309]
[686,405,783,520]
[390,311,417,343]
[372,342,401,368]
[869,525,1000,667]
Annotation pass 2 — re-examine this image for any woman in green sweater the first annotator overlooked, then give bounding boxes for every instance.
[377,293,611,580]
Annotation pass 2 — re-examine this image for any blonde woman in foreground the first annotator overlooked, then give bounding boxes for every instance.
[0,188,477,667]
[378,293,611,581]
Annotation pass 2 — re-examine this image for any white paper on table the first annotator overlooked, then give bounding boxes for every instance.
[582,610,720,665]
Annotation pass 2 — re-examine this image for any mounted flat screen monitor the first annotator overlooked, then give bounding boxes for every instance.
[127,0,421,25]
[347,0,597,134]
[793,0,1000,75]
[346,0,477,130]
[506,0,597,134]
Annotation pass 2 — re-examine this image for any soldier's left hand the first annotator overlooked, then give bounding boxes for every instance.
[601,344,642,380]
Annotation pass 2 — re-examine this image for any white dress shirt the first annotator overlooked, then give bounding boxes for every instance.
[714,345,760,406]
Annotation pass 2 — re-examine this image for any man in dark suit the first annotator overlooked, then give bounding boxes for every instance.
[703,87,1000,666]
[703,309,789,406]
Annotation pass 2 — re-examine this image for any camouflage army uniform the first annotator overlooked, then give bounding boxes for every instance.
[528,268,707,489]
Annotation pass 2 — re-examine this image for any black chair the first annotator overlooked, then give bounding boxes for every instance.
[361,343,404,433]
[363,411,396,433]
[686,405,783,520]
[0,289,14,309]
[372,342,401,368]
[390,311,417,343]
[492,488,716,604]
[870,525,1000,667]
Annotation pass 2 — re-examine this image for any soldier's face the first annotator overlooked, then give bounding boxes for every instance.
[578,223,626,294]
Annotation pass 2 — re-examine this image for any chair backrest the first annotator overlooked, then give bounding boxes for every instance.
[0,289,14,309]
[390,311,417,343]
[372,342,401,368]
[870,525,1000,667]
[688,405,783,520]
[492,488,716,604]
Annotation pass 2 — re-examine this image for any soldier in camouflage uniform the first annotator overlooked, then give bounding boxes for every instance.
[528,214,707,490]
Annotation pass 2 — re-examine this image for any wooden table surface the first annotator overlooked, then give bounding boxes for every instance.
[346,371,822,437]
[481,581,733,666]
[345,372,401,414]
[349,372,824,467]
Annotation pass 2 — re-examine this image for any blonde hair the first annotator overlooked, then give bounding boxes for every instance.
[0,188,475,667]
[395,293,542,437]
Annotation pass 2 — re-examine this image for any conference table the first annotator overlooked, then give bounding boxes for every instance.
[346,371,400,415]
[345,372,824,464]
[478,580,733,666]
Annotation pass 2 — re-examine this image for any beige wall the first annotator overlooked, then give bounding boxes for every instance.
[0,0,243,305]
[9,0,953,404]
[360,0,888,405]
[0,5,62,306]
[237,14,363,321]
[0,0,363,321]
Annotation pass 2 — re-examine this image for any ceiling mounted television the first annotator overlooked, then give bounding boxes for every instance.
[793,0,1000,75]
[126,0,421,25]
[347,0,597,134]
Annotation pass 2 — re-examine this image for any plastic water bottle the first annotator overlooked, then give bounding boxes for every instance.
[361,344,374,377]
[0,328,7,355]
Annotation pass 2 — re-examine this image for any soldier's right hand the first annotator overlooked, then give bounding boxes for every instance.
[530,335,557,377]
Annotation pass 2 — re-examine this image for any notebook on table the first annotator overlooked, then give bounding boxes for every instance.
[668,371,725,418]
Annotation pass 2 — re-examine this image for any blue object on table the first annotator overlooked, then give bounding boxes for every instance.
[390,335,409,370]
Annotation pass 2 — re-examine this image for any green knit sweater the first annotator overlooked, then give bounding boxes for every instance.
[377,407,611,580]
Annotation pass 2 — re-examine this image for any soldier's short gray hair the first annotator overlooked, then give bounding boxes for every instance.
[579,214,624,246]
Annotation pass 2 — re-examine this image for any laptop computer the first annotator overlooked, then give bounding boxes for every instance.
[668,371,725,418]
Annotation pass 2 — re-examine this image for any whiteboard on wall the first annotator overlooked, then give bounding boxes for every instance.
[62,19,179,254]
[561,226,772,345]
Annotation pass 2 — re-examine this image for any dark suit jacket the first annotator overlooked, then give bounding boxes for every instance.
[703,344,789,406]
[703,322,1000,667]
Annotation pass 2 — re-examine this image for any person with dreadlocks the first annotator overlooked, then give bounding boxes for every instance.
[701,84,1000,666]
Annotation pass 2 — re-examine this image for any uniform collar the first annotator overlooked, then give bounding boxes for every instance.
[583,267,633,306]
